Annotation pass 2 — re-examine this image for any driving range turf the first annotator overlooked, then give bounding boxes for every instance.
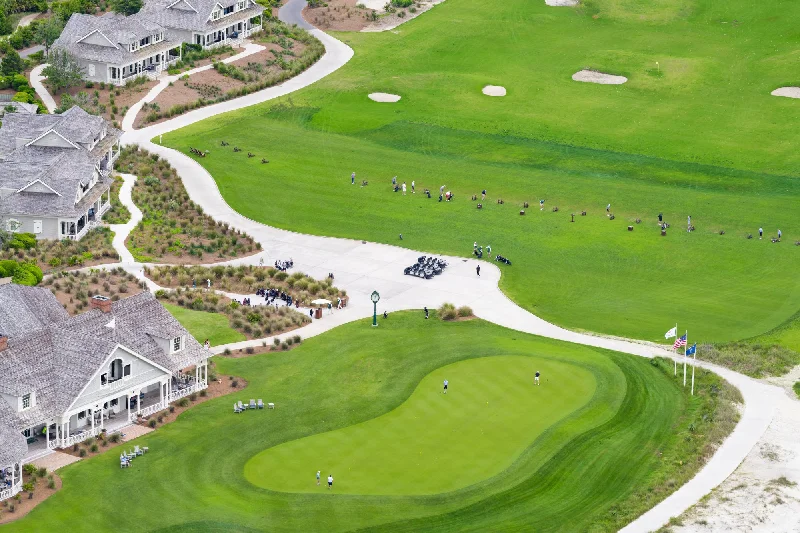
[3,314,737,532]
[162,0,800,344]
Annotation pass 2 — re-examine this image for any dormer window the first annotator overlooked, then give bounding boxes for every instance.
[223,5,234,14]
[237,0,245,9]
[21,393,31,410]
[172,336,184,353]
[211,9,221,19]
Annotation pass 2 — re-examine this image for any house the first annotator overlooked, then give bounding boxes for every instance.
[0,285,213,500]
[140,0,264,50]
[0,106,120,241]
[52,12,183,85]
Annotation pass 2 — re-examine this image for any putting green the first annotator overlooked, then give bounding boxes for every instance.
[245,355,595,495]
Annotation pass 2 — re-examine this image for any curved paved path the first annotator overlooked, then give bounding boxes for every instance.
[30,63,57,113]
[108,13,787,533]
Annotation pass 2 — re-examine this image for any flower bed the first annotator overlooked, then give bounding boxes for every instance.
[41,267,146,315]
[0,228,119,274]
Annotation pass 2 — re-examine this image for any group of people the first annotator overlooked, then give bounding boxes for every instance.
[316,471,335,489]
[275,259,293,272]
[256,287,294,307]
[758,227,782,240]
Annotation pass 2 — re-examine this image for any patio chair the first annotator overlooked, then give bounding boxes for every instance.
[249,399,256,410]
[142,447,149,453]
[134,446,143,456]
[268,403,275,409]
[257,399,264,409]
[238,401,245,411]
[234,403,241,413]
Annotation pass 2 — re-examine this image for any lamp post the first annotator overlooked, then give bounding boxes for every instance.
[371,290,380,327]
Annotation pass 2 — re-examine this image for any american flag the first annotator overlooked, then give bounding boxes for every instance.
[674,334,687,350]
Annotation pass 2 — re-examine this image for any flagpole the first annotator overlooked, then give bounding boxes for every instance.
[691,347,696,396]
[674,322,678,376]
[683,330,687,387]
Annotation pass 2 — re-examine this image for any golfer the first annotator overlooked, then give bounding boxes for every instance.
[476,265,481,277]
[778,229,782,240]
[540,199,545,210]
[411,180,416,193]
[482,189,487,200]
[351,172,355,185]
[402,182,407,195]
[535,371,540,386]
[443,379,448,394]
[328,474,333,489]
[606,203,611,214]
[759,227,763,239]
[316,471,321,486]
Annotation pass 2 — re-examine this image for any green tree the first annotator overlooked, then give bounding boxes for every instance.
[0,10,13,36]
[35,14,65,55]
[110,0,142,15]
[0,44,24,76]
[42,48,84,91]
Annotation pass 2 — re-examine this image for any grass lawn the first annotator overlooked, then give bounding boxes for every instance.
[162,0,800,344]
[246,355,596,495]
[3,313,737,532]
[162,302,246,346]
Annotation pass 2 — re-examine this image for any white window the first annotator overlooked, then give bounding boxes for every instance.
[237,0,245,9]
[33,220,42,234]
[6,219,21,233]
[211,9,220,20]
[172,336,183,352]
[21,394,31,410]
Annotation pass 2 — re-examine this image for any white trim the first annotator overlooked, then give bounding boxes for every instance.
[16,178,63,196]
[167,0,199,12]
[76,29,120,49]
[25,129,80,150]
[63,344,173,414]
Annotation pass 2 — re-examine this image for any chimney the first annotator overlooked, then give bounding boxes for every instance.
[90,295,112,313]
[0,335,8,352]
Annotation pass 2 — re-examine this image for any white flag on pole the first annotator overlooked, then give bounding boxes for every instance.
[664,326,677,339]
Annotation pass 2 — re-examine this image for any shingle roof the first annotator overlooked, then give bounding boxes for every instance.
[0,290,212,434]
[0,424,27,466]
[140,0,264,33]
[0,284,69,339]
[0,102,38,117]
[53,13,180,66]
[0,107,119,218]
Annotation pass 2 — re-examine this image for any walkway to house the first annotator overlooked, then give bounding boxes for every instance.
[29,64,57,113]
[30,452,80,472]
[33,6,787,532]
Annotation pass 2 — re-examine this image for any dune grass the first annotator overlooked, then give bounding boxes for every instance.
[162,302,246,346]
[163,0,800,344]
[3,313,738,532]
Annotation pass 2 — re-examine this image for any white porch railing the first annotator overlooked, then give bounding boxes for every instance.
[128,401,167,422]
[49,426,103,450]
[167,381,208,403]
[0,481,22,502]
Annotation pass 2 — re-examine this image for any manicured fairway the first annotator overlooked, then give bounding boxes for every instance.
[1,314,733,533]
[246,355,595,495]
[163,0,800,344]
[162,302,246,346]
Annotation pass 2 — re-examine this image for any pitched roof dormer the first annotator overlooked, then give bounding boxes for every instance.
[167,0,199,12]
[16,179,63,196]
[76,29,120,49]
[25,129,81,150]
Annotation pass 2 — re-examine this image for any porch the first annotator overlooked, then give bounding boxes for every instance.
[199,16,262,49]
[110,46,182,86]
[0,463,22,502]
[60,190,112,241]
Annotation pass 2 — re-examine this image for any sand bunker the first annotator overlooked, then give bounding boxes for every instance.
[368,93,401,102]
[771,87,800,99]
[546,0,578,5]
[482,85,506,97]
[572,70,628,85]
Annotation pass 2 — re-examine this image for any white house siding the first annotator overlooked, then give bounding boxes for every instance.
[77,59,113,84]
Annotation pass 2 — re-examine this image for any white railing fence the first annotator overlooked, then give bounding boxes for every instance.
[0,481,22,502]
[167,381,207,403]
[49,426,103,450]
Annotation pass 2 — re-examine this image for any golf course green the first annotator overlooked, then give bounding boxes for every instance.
[162,0,800,344]
[1,314,738,532]
[245,355,596,495]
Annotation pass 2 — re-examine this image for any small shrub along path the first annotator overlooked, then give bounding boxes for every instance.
[0,315,743,533]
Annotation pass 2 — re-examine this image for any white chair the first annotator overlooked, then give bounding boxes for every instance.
[268,403,275,409]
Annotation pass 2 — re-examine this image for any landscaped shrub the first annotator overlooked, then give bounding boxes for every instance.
[231,380,239,388]
[89,443,99,452]
[457,306,473,318]
[169,406,176,413]
[189,392,198,401]
[79,449,87,457]
[109,432,121,443]
[148,419,157,428]
[439,303,457,321]
[292,334,302,344]
[178,398,190,407]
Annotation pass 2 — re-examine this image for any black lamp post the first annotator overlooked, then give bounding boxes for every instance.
[371,291,380,327]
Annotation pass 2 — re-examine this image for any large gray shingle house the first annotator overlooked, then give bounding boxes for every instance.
[52,12,183,85]
[0,285,212,501]
[139,0,264,49]
[0,106,120,241]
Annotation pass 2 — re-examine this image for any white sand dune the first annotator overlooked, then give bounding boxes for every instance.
[482,85,506,97]
[771,87,800,99]
[572,69,628,85]
[368,93,401,102]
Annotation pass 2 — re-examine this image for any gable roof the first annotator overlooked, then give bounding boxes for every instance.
[0,106,119,218]
[53,12,179,66]
[0,290,212,432]
[140,0,264,33]
[0,284,69,339]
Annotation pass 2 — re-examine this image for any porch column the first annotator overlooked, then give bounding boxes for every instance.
[90,409,95,432]
[136,391,141,415]
[159,379,164,407]
[45,423,50,447]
